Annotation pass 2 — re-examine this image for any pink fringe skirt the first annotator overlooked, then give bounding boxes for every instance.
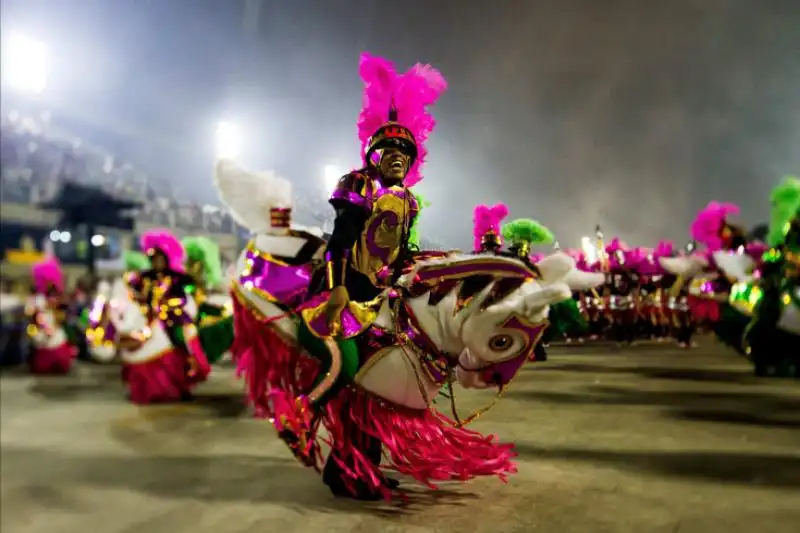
[688,296,720,323]
[232,298,517,500]
[122,348,208,404]
[29,342,78,375]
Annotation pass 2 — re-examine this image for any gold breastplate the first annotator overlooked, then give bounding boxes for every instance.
[351,186,412,287]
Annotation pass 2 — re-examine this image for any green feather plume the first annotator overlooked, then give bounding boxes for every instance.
[409,191,430,249]
[182,236,223,289]
[502,218,555,246]
[123,251,151,272]
[767,176,800,247]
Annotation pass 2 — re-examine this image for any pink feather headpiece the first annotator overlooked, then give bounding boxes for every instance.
[625,247,650,273]
[653,240,675,259]
[139,229,185,272]
[357,52,448,188]
[472,203,509,252]
[690,201,740,251]
[604,237,628,255]
[31,256,64,294]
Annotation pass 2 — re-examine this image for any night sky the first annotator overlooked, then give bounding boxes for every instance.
[4,0,799,249]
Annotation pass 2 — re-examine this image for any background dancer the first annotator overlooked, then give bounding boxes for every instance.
[122,230,211,403]
[26,257,78,374]
[182,236,233,365]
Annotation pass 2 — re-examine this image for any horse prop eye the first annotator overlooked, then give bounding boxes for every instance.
[488,334,513,352]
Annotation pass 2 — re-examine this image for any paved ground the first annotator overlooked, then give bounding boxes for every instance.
[2,339,799,533]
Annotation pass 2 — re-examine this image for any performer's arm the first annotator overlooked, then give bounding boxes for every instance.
[325,171,371,289]
[126,271,148,303]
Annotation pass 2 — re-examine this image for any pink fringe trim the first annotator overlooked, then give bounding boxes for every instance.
[30,342,77,375]
[232,298,517,500]
[122,348,207,404]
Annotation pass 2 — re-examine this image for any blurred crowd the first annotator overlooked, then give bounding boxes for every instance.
[0,110,237,233]
[0,108,443,252]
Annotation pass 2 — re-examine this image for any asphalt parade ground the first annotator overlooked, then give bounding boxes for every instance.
[2,338,799,533]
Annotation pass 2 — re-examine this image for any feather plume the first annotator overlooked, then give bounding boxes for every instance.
[690,201,740,251]
[214,159,292,234]
[768,176,800,247]
[140,229,185,272]
[356,52,448,188]
[183,236,223,289]
[472,203,509,251]
[123,251,151,272]
[501,218,555,247]
[653,240,675,259]
[408,190,431,249]
[31,256,64,293]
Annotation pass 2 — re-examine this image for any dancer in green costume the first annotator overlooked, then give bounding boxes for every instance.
[181,237,234,364]
[740,177,800,377]
[501,218,586,359]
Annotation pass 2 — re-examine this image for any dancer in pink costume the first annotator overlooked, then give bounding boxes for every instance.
[27,257,78,374]
[638,241,675,341]
[119,229,210,403]
[603,238,644,344]
[685,202,755,325]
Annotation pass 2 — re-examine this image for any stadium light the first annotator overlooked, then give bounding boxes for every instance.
[215,121,242,159]
[2,33,47,94]
[323,164,341,192]
[49,230,73,243]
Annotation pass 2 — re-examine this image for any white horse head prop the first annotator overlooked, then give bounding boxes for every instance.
[659,254,708,278]
[220,160,589,410]
[712,249,757,282]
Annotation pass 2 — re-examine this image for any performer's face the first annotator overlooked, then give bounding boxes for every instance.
[378,148,411,182]
[151,251,167,272]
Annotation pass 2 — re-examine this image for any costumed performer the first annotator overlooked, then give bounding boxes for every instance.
[85,251,151,363]
[26,256,78,374]
[501,218,564,359]
[285,52,447,500]
[740,177,800,377]
[122,230,211,403]
[684,201,747,327]
[604,238,642,345]
[182,236,234,364]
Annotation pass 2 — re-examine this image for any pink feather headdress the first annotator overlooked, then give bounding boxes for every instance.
[604,237,628,255]
[31,256,64,294]
[690,201,740,251]
[653,240,675,259]
[357,52,448,187]
[139,229,185,272]
[604,238,629,269]
[472,203,509,252]
[625,247,649,273]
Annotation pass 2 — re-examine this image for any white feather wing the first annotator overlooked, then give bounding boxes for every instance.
[213,158,293,234]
